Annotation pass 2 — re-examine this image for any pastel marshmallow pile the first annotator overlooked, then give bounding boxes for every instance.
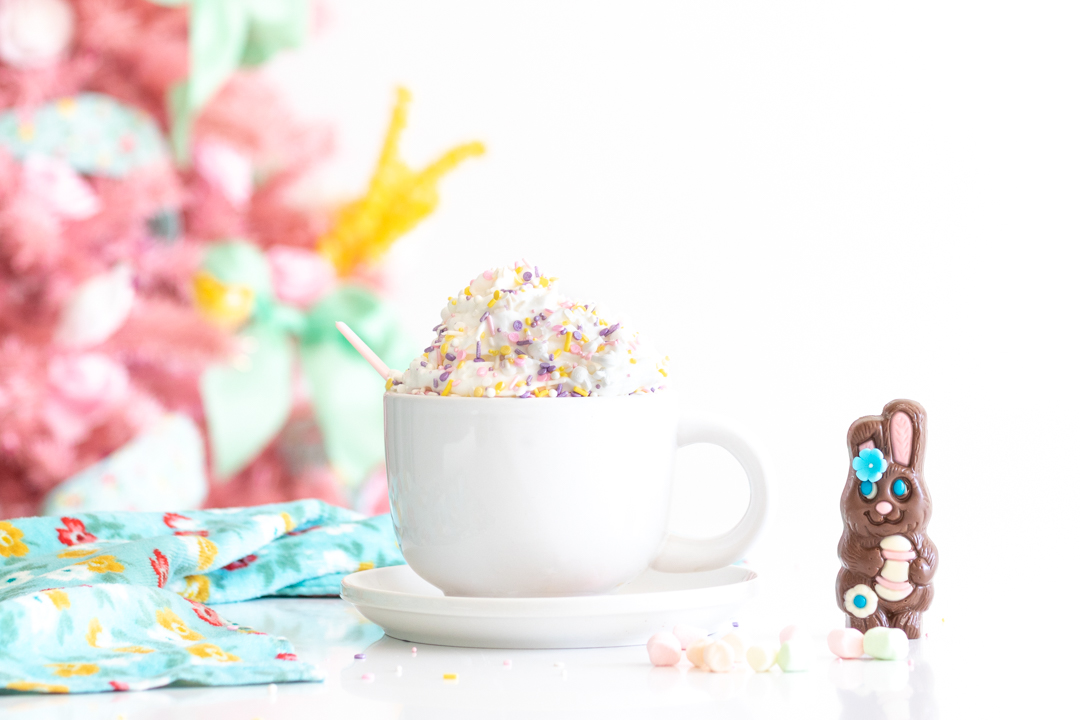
[645,626,756,674]
[389,260,670,398]
[827,627,909,661]
[648,623,858,674]
[746,625,808,673]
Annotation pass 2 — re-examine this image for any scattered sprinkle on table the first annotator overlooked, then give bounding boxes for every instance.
[553,662,564,669]
[361,673,374,682]
[267,683,277,698]
[354,653,366,660]
[503,660,512,668]
[443,673,458,682]
[396,665,403,676]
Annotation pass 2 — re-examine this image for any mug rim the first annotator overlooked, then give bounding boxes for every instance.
[383,390,671,402]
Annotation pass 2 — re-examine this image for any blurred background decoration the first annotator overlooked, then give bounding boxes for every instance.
[0,0,482,519]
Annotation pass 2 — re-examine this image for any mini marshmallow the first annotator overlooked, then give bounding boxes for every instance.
[702,640,736,673]
[686,638,710,668]
[863,627,909,661]
[745,643,778,672]
[776,640,809,672]
[647,632,682,667]
[827,628,865,659]
[673,624,707,650]
[720,632,745,663]
[779,624,800,644]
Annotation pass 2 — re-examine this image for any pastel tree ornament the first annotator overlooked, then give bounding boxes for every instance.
[0,0,75,68]
[267,246,335,308]
[54,265,136,348]
[22,155,101,220]
[41,353,130,444]
[194,138,253,208]
[0,94,170,178]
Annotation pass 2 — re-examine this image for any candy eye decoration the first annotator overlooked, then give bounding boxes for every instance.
[892,478,909,499]
[859,480,878,500]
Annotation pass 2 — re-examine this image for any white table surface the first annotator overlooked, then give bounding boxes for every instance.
[2,592,1037,720]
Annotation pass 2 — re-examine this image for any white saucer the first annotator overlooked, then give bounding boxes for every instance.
[340,564,758,649]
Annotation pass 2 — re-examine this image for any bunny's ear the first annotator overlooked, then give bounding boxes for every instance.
[847,415,884,460]
[883,399,926,469]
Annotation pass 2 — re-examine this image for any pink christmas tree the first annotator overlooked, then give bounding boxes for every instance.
[0,0,483,518]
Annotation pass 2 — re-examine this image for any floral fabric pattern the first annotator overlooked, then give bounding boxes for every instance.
[0,500,402,694]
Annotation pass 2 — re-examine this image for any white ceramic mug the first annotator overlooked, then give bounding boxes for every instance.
[384,391,766,597]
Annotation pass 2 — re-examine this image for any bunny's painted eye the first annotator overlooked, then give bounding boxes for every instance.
[859,480,877,500]
[892,479,909,498]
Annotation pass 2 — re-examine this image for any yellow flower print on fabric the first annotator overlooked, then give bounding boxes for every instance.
[114,645,155,654]
[47,663,99,677]
[281,512,296,533]
[357,561,374,572]
[182,574,211,603]
[156,608,204,641]
[43,590,70,611]
[87,618,103,646]
[6,681,69,693]
[0,521,29,558]
[58,547,97,559]
[187,643,240,662]
[195,537,218,571]
[74,555,124,574]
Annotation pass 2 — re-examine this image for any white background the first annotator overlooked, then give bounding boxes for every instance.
[267,0,1079,659]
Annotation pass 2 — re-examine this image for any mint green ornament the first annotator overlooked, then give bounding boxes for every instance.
[201,323,294,478]
[163,0,311,162]
[197,241,413,486]
[301,287,415,486]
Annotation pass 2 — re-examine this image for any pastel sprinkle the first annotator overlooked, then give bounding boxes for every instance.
[390,262,668,398]
[443,673,457,681]
[354,653,366,660]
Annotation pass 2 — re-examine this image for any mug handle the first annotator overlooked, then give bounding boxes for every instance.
[650,418,768,572]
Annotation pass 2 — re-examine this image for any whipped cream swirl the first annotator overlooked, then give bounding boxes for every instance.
[389,261,669,398]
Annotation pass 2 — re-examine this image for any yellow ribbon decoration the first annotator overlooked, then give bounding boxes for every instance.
[318,88,485,275]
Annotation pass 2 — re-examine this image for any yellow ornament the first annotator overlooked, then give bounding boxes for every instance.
[192,270,255,328]
[318,87,485,275]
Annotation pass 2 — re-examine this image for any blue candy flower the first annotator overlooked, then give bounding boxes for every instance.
[852,448,887,483]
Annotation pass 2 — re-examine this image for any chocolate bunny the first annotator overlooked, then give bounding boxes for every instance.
[836,399,937,639]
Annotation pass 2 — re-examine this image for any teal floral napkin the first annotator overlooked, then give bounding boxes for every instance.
[0,500,402,694]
